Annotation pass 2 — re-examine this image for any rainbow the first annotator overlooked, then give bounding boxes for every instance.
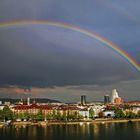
[0,20,140,73]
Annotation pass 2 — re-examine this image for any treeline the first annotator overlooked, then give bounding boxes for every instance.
[114,109,140,119]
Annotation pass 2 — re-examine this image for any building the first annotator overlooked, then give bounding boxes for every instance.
[79,108,89,119]
[111,89,119,103]
[4,102,11,106]
[57,105,79,117]
[125,101,140,106]
[89,105,105,117]
[131,106,140,114]
[13,103,53,118]
[0,105,5,110]
[103,110,115,118]
[104,95,110,104]
[81,95,86,105]
[27,97,30,105]
[114,97,123,104]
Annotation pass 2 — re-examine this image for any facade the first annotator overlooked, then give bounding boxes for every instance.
[90,105,105,117]
[81,95,86,105]
[0,105,5,110]
[57,105,79,117]
[13,104,80,120]
[104,95,110,104]
[13,103,53,117]
[111,89,119,103]
[131,106,140,113]
[79,108,89,119]
[114,97,123,105]
[27,97,30,105]
[125,102,140,106]
[103,110,115,118]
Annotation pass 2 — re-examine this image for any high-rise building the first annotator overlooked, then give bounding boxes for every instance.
[81,95,86,105]
[111,89,119,103]
[104,95,110,104]
[27,97,30,105]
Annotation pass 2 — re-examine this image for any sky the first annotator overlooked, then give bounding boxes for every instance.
[0,0,140,102]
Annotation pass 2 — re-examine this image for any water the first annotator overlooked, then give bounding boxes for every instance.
[0,122,140,140]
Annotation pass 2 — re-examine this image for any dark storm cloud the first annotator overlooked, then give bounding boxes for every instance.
[0,0,140,100]
[0,26,138,87]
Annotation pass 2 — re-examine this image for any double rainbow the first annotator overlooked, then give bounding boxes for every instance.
[0,20,140,73]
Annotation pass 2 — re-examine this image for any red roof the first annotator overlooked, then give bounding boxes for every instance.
[57,105,79,110]
[14,104,51,110]
[125,101,140,105]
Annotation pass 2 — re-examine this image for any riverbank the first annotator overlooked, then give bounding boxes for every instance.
[92,118,140,124]
[3,118,140,126]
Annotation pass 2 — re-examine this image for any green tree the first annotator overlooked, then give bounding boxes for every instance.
[37,110,44,121]
[89,108,95,119]
[2,106,13,121]
[12,113,18,120]
[46,113,52,120]
[52,110,57,120]
[115,109,125,118]
[125,111,137,119]
[61,112,67,121]
[23,112,30,120]
[18,113,25,120]
[137,111,140,118]
[77,114,84,120]
[129,111,136,119]
[0,110,4,121]
[56,111,61,120]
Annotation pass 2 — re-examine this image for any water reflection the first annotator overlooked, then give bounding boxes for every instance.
[0,122,140,140]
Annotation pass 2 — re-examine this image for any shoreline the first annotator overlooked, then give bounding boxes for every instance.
[1,118,140,126]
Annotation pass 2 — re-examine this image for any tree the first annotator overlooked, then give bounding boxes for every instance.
[0,110,4,121]
[46,113,52,120]
[77,114,84,120]
[52,110,57,120]
[89,108,95,119]
[115,109,125,118]
[137,111,140,118]
[129,111,136,119]
[56,111,61,120]
[2,106,13,121]
[98,112,104,118]
[12,113,18,120]
[125,111,137,119]
[18,113,25,120]
[37,110,44,121]
[23,112,30,120]
[61,112,67,121]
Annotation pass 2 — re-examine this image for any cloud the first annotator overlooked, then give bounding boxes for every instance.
[0,0,140,100]
[0,25,139,87]
[0,79,140,102]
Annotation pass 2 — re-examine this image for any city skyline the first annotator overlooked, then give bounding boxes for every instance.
[0,0,140,101]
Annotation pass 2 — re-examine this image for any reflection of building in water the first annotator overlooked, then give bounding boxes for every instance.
[93,124,100,137]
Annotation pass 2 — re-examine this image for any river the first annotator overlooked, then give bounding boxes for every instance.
[0,122,140,140]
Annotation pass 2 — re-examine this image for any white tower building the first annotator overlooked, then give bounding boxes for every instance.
[27,97,30,105]
[111,89,119,103]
